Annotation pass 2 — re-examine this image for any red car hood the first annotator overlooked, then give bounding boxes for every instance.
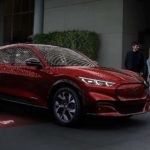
[51,67,143,83]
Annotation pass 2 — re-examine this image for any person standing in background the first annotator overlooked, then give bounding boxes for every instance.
[125,41,145,75]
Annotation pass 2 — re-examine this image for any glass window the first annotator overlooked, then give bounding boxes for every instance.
[0,48,13,64]
[14,47,39,65]
[35,45,97,67]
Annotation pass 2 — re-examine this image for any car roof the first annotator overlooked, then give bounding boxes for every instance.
[0,44,81,56]
[0,43,59,49]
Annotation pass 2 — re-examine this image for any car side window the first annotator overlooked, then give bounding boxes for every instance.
[0,48,13,64]
[14,47,40,65]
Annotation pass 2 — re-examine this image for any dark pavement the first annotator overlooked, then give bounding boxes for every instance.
[0,103,150,150]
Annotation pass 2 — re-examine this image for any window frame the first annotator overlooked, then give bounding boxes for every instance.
[12,47,41,66]
[0,46,43,67]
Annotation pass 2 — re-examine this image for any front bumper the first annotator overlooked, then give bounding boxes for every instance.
[94,100,150,117]
[86,90,150,117]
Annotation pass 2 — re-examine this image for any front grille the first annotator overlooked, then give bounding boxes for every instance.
[116,83,147,101]
[116,102,145,114]
[97,101,145,114]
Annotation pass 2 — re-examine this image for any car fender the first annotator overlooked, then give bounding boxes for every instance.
[47,79,87,111]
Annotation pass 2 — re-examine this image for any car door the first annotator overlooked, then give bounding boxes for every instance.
[0,47,15,94]
[0,46,53,108]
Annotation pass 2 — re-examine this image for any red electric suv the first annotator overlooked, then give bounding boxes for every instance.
[0,44,149,125]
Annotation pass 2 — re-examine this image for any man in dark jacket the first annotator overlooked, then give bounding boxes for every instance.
[125,41,145,74]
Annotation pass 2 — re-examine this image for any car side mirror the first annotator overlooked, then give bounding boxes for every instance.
[92,60,99,66]
[25,58,43,68]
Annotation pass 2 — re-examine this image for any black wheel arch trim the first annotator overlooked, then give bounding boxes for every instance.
[47,79,87,111]
[52,79,81,91]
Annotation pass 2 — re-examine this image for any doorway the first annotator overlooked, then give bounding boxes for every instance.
[138,29,150,58]
[4,0,34,44]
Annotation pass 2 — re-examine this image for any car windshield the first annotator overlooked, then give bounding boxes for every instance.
[34,44,98,67]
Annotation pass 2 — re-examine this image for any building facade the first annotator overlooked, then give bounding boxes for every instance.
[0,0,150,68]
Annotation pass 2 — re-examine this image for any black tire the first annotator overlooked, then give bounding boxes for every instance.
[52,87,82,126]
[122,115,133,119]
[115,115,133,120]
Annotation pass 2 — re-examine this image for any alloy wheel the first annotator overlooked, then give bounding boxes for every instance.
[52,87,81,125]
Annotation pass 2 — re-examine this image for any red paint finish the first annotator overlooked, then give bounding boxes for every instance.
[0,44,149,119]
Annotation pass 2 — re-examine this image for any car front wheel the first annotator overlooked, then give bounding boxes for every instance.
[52,87,82,126]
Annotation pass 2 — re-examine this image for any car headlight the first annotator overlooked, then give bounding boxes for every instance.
[79,77,115,87]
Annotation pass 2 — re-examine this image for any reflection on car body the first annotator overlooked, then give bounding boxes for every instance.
[0,44,150,126]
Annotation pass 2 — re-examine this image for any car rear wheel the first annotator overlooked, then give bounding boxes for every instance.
[52,87,82,126]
